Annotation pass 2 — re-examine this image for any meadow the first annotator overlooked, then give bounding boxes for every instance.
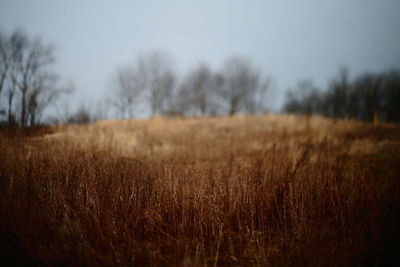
[1,114,399,266]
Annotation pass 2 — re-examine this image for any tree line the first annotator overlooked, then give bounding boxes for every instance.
[107,51,270,119]
[283,68,400,123]
[0,30,270,127]
[1,29,399,127]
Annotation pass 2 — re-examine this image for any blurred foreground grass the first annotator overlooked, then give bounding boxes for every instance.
[1,114,399,266]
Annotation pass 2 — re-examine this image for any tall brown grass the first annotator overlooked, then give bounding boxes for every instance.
[1,114,399,266]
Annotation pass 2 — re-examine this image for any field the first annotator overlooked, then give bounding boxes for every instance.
[1,114,399,266]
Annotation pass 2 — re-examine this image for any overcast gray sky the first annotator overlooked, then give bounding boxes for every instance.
[1,0,399,115]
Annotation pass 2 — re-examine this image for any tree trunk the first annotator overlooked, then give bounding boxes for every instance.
[7,90,14,125]
[0,69,8,95]
[21,88,27,127]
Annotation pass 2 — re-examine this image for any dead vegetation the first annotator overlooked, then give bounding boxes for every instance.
[1,114,399,266]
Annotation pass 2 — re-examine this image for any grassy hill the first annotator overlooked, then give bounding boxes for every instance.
[1,114,399,266]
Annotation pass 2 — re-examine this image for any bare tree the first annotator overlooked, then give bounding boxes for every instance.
[284,79,322,115]
[0,30,68,127]
[0,31,20,118]
[326,67,351,119]
[244,75,270,114]
[169,84,192,116]
[180,64,218,116]
[219,57,269,115]
[138,52,175,116]
[0,32,10,98]
[107,64,143,118]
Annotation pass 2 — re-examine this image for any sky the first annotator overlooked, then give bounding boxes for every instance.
[1,0,399,116]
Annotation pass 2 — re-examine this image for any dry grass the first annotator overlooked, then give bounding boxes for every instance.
[1,114,399,266]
